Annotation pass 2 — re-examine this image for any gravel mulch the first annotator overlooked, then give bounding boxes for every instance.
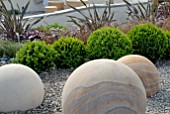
[0,59,170,114]
[146,60,170,114]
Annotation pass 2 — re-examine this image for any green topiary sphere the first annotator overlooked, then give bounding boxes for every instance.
[127,23,168,62]
[163,30,170,58]
[52,37,86,68]
[14,41,56,73]
[87,27,133,60]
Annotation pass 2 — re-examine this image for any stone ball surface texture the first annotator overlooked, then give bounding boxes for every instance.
[0,64,44,112]
[117,54,160,97]
[62,59,147,114]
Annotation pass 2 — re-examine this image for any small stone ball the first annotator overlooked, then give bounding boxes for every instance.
[117,54,160,97]
[62,59,147,114]
[0,64,44,112]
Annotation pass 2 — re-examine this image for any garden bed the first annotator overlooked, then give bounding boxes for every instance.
[0,59,169,114]
[0,0,169,113]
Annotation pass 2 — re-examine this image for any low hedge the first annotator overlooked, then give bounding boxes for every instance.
[127,23,169,62]
[52,37,87,68]
[87,27,133,60]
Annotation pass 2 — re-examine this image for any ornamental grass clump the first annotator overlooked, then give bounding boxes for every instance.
[123,0,159,23]
[0,0,43,42]
[127,23,168,62]
[0,39,22,58]
[87,27,133,60]
[68,0,115,32]
[52,37,86,68]
[14,41,56,73]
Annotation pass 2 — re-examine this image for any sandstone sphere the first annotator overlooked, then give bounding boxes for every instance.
[0,64,44,112]
[117,54,160,97]
[62,59,147,114]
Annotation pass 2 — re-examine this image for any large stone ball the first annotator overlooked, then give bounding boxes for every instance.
[117,54,160,97]
[0,64,44,112]
[62,59,147,114]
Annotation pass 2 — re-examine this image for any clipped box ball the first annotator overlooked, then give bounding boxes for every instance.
[62,59,147,114]
[117,54,160,97]
[0,64,44,112]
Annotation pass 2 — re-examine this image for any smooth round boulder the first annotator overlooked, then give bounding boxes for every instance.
[62,59,147,114]
[0,64,44,112]
[117,54,160,97]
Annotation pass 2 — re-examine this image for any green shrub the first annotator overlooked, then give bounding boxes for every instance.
[127,23,168,62]
[14,41,56,73]
[37,23,67,32]
[52,37,86,68]
[87,27,133,60]
[163,30,170,58]
[0,40,22,58]
[7,9,20,15]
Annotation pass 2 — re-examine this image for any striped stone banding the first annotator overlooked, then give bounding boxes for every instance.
[144,87,159,96]
[124,63,157,72]
[63,81,146,114]
[132,69,159,78]
[105,107,138,114]
[144,83,159,89]
[122,63,160,96]
[131,71,159,89]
